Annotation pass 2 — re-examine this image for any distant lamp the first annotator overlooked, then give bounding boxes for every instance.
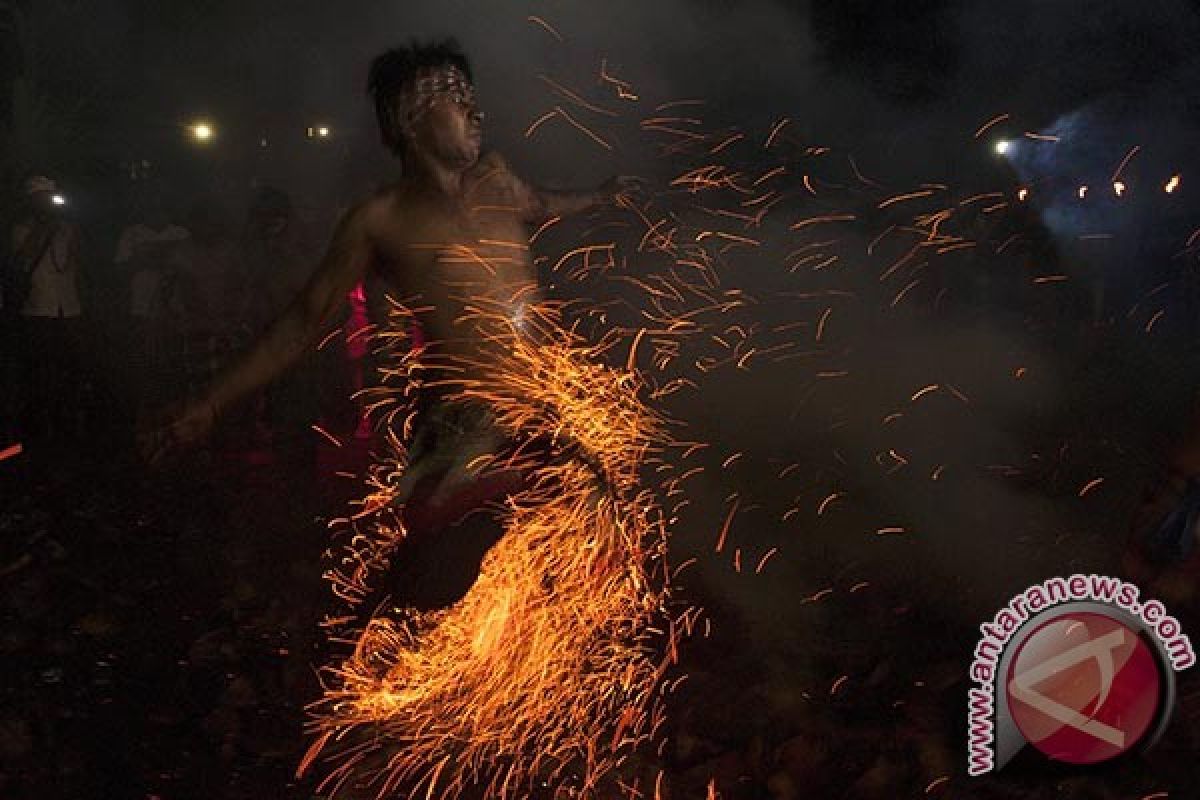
[1017,188,1029,202]
[1165,174,1181,194]
[1113,181,1126,197]
[51,194,66,206]
[190,122,214,142]
[994,140,1011,156]
[1078,185,1088,199]
[307,125,332,139]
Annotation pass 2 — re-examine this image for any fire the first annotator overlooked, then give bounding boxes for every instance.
[302,300,678,799]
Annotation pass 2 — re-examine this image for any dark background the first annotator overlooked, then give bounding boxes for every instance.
[4,1,1200,798]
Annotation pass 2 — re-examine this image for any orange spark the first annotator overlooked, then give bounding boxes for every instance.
[790,213,856,231]
[554,105,613,150]
[891,279,922,307]
[1111,145,1141,183]
[910,384,939,402]
[816,307,833,342]
[817,492,843,516]
[755,548,779,574]
[528,215,562,245]
[878,189,935,209]
[752,165,788,186]
[715,497,740,553]
[539,74,618,117]
[310,424,343,448]
[316,326,344,351]
[599,59,639,101]
[925,775,950,793]
[848,155,884,189]
[765,117,790,148]
[973,113,1009,139]
[710,132,744,154]
[526,15,564,41]
[524,109,559,139]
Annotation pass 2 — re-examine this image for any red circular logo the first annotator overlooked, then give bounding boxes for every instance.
[1006,612,1162,764]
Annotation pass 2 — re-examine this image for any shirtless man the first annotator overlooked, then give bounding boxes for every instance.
[148,40,636,586]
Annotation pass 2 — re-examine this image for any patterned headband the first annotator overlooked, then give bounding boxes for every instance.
[397,66,476,131]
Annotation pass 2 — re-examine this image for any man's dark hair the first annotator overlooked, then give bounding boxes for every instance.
[367,38,473,158]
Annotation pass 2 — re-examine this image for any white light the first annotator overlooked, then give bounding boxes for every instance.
[317,125,330,137]
[994,140,1010,156]
[190,122,214,141]
[1166,174,1181,194]
[1078,185,1088,199]
[1113,181,1126,197]
[1017,188,1029,202]
[51,194,66,206]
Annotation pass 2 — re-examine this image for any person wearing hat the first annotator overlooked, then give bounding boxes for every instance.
[4,174,85,443]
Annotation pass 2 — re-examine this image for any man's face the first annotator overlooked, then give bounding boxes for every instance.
[420,90,483,166]
[402,68,483,168]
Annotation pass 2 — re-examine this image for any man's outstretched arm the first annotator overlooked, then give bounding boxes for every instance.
[145,203,374,459]
[486,152,641,224]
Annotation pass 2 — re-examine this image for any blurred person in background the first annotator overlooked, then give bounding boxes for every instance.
[114,187,191,425]
[4,175,86,445]
[240,186,326,472]
[161,203,248,445]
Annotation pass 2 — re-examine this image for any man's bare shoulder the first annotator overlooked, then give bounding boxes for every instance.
[474,150,516,179]
[346,183,410,232]
[470,151,530,201]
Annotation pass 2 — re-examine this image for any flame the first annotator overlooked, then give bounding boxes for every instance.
[303,300,677,799]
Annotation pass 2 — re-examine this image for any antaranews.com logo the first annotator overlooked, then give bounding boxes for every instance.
[967,574,1195,775]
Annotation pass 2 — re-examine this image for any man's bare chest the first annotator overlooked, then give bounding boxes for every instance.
[373,202,533,291]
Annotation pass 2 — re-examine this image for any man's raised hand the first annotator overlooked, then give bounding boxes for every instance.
[139,399,216,466]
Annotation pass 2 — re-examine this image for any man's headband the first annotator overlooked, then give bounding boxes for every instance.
[397,66,476,132]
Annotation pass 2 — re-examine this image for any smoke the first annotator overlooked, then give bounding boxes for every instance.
[61,0,1200,657]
